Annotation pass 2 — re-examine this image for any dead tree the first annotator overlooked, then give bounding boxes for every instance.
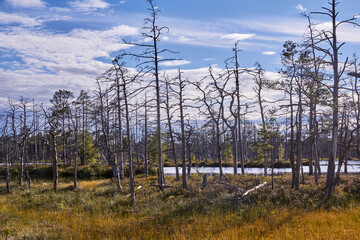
[8,100,21,185]
[303,13,333,184]
[18,97,35,188]
[102,66,126,179]
[250,63,270,176]
[74,90,90,166]
[311,0,359,197]
[222,91,239,175]
[0,114,10,192]
[122,0,178,189]
[193,66,229,177]
[174,69,188,188]
[69,104,81,189]
[185,120,194,176]
[95,79,122,192]
[348,56,360,163]
[112,58,146,204]
[279,41,300,188]
[225,42,245,174]
[41,105,62,192]
[143,93,150,177]
[162,75,179,180]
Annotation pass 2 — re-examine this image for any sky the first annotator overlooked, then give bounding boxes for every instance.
[0,0,359,110]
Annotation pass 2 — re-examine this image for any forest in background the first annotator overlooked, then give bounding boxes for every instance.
[0,0,360,206]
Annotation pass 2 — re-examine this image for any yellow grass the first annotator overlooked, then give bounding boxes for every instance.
[0,175,359,239]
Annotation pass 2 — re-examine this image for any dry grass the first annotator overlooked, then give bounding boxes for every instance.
[0,174,359,239]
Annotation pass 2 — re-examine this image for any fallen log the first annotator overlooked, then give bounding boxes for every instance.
[241,182,268,198]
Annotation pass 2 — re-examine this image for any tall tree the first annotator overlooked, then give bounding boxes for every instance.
[42,104,62,191]
[311,0,359,196]
[225,42,245,174]
[163,75,179,180]
[94,80,122,192]
[50,90,74,166]
[193,66,229,177]
[122,0,177,189]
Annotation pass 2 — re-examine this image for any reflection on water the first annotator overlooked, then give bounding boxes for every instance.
[164,161,360,175]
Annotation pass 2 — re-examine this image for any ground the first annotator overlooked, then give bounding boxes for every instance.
[0,172,359,239]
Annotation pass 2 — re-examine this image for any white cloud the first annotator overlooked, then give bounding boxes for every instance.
[0,23,140,108]
[69,0,110,11]
[0,24,138,76]
[203,58,214,61]
[158,16,279,49]
[159,60,191,67]
[227,18,307,36]
[221,33,256,41]
[162,36,169,41]
[296,4,307,12]
[120,0,126,3]
[178,36,191,42]
[262,51,276,55]
[311,21,360,43]
[6,0,45,8]
[0,12,42,26]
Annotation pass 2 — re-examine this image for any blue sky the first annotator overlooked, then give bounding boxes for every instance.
[0,0,359,109]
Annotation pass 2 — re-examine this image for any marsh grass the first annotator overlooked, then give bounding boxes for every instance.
[0,174,359,239]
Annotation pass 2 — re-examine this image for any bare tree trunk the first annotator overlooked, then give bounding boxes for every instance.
[178,71,187,189]
[295,74,303,190]
[52,134,58,192]
[233,43,245,174]
[231,127,238,175]
[97,81,121,192]
[116,81,124,179]
[144,94,149,177]
[73,109,79,189]
[216,124,223,177]
[187,144,191,176]
[6,141,10,193]
[165,80,179,180]
[123,79,135,204]
[325,3,340,196]
[309,100,314,176]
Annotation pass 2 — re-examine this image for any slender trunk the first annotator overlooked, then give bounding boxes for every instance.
[98,82,121,192]
[289,81,296,188]
[81,101,86,165]
[116,81,124,179]
[187,144,191,176]
[62,114,66,165]
[153,23,164,189]
[53,134,58,192]
[6,141,10,193]
[325,1,339,196]
[271,132,275,189]
[74,114,79,189]
[144,95,149,177]
[123,83,135,204]
[216,124,223,177]
[309,100,314,176]
[314,110,319,184]
[234,44,244,174]
[178,73,187,189]
[19,144,24,186]
[165,81,179,180]
[74,154,78,188]
[295,75,303,190]
[232,128,238,175]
